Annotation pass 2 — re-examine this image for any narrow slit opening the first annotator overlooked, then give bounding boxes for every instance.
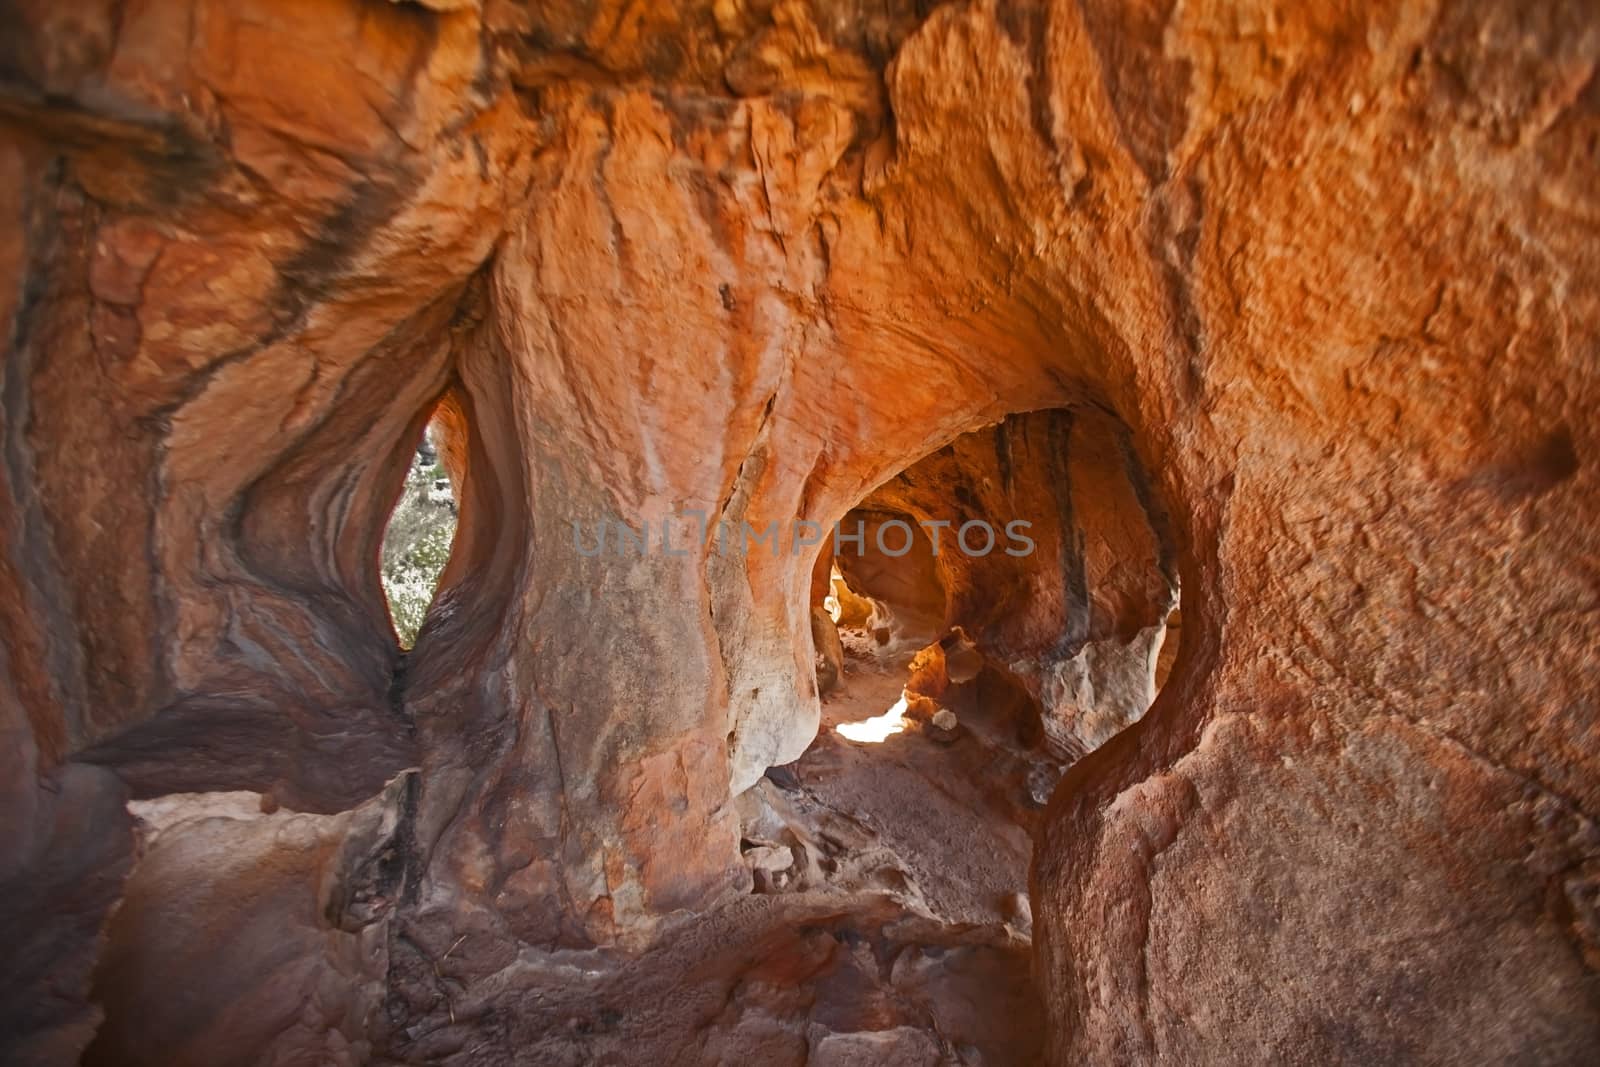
[380,418,458,648]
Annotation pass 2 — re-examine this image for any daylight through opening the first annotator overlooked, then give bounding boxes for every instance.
[381,418,458,648]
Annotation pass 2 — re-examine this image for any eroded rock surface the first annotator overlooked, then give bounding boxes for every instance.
[87,776,417,1067]
[1,0,1597,1064]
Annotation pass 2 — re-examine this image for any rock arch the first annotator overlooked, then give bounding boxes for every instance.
[1,0,1596,1063]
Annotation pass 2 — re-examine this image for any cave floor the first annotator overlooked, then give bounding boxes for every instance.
[386,644,1051,1066]
[785,650,1044,928]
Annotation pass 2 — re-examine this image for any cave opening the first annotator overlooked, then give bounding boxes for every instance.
[809,404,1180,771]
[734,406,1181,1057]
[380,416,459,648]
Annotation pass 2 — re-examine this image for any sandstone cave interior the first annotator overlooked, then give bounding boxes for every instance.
[3,2,1598,1066]
[371,397,1183,1064]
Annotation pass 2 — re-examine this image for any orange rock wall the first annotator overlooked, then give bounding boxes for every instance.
[1,0,1597,1062]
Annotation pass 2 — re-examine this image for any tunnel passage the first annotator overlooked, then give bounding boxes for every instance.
[719,405,1183,1058]
[805,405,1180,763]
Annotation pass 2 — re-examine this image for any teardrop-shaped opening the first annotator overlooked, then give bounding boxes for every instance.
[380,417,458,648]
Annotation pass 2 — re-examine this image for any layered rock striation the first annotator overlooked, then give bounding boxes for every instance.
[1,0,1597,1063]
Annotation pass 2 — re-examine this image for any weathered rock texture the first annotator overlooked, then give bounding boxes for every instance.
[86,775,416,1067]
[1,0,1597,1063]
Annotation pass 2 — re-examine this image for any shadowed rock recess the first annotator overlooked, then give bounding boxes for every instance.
[1,0,1597,1064]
